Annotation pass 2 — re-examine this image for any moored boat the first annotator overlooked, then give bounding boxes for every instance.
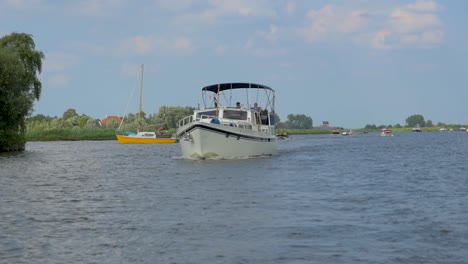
[176,83,278,159]
[116,64,177,144]
[276,132,289,139]
[116,131,177,144]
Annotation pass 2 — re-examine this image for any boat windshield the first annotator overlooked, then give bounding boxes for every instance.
[222,110,248,120]
[196,110,217,119]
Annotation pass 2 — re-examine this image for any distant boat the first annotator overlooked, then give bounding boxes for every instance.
[331,130,340,135]
[380,128,393,137]
[116,64,177,144]
[341,130,352,136]
[412,124,422,132]
[276,132,289,139]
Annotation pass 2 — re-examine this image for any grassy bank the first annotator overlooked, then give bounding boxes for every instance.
[26,128,117,141]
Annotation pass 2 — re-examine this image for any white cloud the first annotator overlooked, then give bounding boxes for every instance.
[47,74,71,88]
[372,0,443,50]
[301,5,370,42]
[120,36,154,56]
[117,35,195,56]
[400,29,443,46]
[389,8,440,33]
[43,52,79,88]
[302,5,334,42]
[169,0,275,25]
[174,38,193,50]
[337,10,370,33]
[73,0,128,17]
[295,1,443,50]
[244,25,287,58]
[208,0,275,17]
[43,52,80,73]
[371,30,394,50]
[215,45,226,55]
[285,2,295,16]
[406,0,438,12]
[258,24,280,41]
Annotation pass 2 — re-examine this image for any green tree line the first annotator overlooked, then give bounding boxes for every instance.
[26,106,196,133]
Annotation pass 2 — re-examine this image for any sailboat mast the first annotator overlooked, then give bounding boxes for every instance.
[138,64,144,130]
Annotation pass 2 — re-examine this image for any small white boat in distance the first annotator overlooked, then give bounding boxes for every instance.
[381,128,393,137]
[412,124,422,132]
[342,130,352,136]
[176,83,278,159]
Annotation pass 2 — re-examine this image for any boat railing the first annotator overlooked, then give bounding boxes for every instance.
[177,115,193,128]
[177,114,221,128]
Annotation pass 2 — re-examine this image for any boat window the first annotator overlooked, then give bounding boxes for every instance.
[197,110,217,119]
[223,110,247,120]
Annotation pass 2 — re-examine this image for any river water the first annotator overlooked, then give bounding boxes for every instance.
[1,132,467,264]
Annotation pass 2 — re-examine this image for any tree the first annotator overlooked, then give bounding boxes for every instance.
[78,115,92,128]
[62,108,79,120]
[364,124,377,129]
[285,114,313,129]
[157,106,194,129]
[406,114,425,128]
[0,33,44,151]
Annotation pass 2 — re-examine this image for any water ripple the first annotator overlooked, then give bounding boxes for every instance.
[0,134,467,263]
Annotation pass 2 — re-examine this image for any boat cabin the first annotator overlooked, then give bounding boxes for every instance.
[193,106,275,130]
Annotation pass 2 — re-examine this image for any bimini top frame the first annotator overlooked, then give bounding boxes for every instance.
[201,82,275,112]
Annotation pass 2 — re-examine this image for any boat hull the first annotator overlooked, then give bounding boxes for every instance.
[177,122,277,159]
[116,135,177,144]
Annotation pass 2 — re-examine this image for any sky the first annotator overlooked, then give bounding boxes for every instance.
[1,0,468,128]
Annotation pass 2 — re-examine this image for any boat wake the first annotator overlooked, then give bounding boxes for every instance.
[172,153,276,161]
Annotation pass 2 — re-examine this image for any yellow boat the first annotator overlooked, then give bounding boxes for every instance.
[116,64,178,144]
[116,132,177,144]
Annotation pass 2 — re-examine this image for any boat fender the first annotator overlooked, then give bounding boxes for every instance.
[211,118,220,124]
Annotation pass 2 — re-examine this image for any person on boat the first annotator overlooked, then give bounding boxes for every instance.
[251,102,261,111]
[236,102,241,109]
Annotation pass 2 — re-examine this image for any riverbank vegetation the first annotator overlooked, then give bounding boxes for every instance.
[24,108,467,141]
